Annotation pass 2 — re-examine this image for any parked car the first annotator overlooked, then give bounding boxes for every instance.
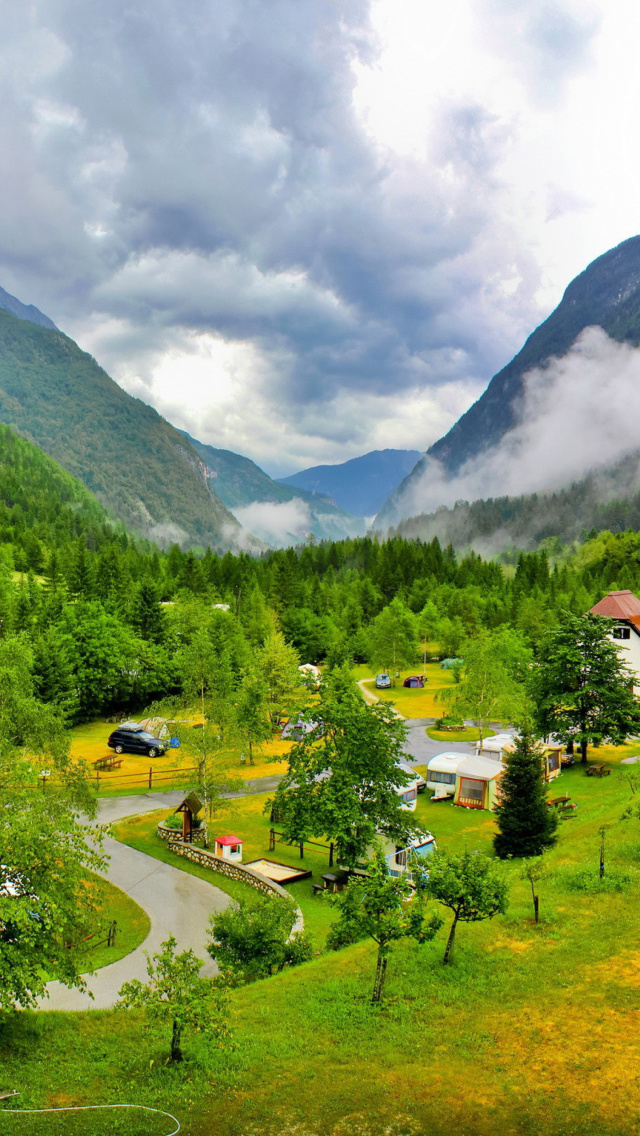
[375,673,391,689]
[107,721,167,758]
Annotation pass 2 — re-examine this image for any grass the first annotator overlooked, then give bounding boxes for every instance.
[82,875,150,971]
[70,716,290,797]
[426,725,496,742]
[10,742,640,1133]
[112,796,337,950]
[354,661,458,717]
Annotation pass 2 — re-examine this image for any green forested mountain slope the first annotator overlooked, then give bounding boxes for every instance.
[0,422,117,550]
[387,462,640,553]
[182,431,365,542]
[0,308,239,549]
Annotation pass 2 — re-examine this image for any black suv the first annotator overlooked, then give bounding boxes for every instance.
[107,722,167,758]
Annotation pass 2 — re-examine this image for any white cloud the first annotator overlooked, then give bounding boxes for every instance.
[388,326,640,519]
[0,0,638,480]
[233,499,312,548]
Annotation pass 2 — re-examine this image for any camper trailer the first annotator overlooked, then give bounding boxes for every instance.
[426,752,468,799]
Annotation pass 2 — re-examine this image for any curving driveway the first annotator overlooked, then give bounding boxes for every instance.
[41,793,231,1011]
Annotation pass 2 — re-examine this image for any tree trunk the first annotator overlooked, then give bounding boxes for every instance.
[580,736,588,764]
[443,909,460,964]
[371,948,388,1002]
[170,1019,183,1063]
[248,740,254,766]
[534,894,539,924]
[567,739,574,756]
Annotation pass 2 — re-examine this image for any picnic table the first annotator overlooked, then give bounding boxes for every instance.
[92,755,123,771]
[585,763,612,778]
[547,795,577,813]
[321,872,349,894]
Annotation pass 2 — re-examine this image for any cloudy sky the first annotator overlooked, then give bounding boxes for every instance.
[1,0,639,476]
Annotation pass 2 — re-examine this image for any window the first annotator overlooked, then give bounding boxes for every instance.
[401,788,417,802]
[230,845,240,855]
[459,778,484,804]
[429,770,456,784]
[548,752,559,771]
[395,846,407,866]
[613,626,631,640]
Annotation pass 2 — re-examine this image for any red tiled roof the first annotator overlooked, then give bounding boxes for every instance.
[590,590,640,620]
[215,835,243,846]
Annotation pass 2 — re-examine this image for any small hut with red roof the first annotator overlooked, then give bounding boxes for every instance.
[589,590,640,693]
[214,835,244,863]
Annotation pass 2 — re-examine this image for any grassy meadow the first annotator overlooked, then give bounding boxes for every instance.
[69,717,291,796]
[7,749,640,1134]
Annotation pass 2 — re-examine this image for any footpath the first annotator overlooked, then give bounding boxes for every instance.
[41,792,230,1011]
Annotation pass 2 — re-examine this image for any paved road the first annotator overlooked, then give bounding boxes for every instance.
[41,793,231,1011]
[402,719,477,765]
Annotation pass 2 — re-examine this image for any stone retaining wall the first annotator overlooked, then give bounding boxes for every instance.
[168,840,304,934]
[157,822,205,844]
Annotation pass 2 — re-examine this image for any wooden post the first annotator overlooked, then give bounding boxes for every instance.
[329,842,334,867]
[299,841,304,859]
[269,827,275,851]
[96,770,100,792]
[534,895,539,924]
[148,766,153,790]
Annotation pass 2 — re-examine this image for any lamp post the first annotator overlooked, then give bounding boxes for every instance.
[39,770,51,793]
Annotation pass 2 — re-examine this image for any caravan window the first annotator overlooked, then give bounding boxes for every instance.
[459,778,484,804]
[401,788,417,803]
[429,771,456,784]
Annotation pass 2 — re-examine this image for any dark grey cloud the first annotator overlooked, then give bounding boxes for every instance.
[0,0,601,468]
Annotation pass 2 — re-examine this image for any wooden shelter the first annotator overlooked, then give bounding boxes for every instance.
[174,792,203,843]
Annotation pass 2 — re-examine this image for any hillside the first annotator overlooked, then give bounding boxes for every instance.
[385,455,640,553]
[182,432,365,544]
[278,448,421,517]
[378,235,640,526]
[0,307,240,549]
[0,421,118,551]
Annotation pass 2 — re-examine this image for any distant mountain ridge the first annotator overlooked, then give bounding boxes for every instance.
[181,432,365,544]
[0,285,58,331]
[377,235,640,526]
[278,449,422,517]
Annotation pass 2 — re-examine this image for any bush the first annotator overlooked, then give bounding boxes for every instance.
[162,813,183,831]
[555,865,637,893]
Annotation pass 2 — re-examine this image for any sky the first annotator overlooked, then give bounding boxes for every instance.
[1,0,640,477]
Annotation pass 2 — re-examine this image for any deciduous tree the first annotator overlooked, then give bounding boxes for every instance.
[426,849,508,964]
[272,666,416,868]
[118,936,231,1062]
[532,612,640,762]
[327,852,441,1001]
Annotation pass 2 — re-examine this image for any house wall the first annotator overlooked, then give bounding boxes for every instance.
[609,627,640,694]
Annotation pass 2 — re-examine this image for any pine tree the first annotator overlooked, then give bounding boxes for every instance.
[493,728,558,859]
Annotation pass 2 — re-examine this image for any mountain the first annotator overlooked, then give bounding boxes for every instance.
[0,285,58,331]
[388,457,640,553]
[0,305,240,549]
[181,432,365,545]
[277,449,422,517]
[377,235,640,526]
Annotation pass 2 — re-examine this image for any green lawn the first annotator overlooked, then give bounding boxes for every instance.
[7,758,640,1135]
[426,725,496,742]
[82,875,151,971]
[112,796,337,949]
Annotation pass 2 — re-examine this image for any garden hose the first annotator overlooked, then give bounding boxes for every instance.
[0,1101,180,1134]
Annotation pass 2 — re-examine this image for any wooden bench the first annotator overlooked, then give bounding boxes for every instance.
[585,763,612,778]
[547,795,576,811]
[312,883,324,896]
[92,756,123,771]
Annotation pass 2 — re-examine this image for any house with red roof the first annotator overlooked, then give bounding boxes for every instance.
[589,590,640,693]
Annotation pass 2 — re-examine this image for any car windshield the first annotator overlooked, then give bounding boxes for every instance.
[137,732,157,742]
